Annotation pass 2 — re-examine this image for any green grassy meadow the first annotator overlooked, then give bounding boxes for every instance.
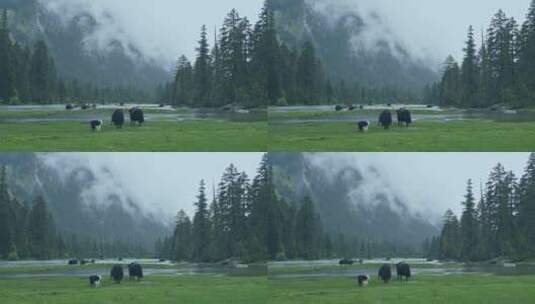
[0,121,267,152]
[268,120,535,152]
[0,275,267,304]
[269,274,535,304]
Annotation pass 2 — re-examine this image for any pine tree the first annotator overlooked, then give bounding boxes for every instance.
[518,153,535,255]
[439,210,460,260]
[29,40,51,103]
[460,26,479,107]
[28,196,52,259]
[173,55,193,106]
[0,9,15,102]
[460,180,479,261]
[193,25,212,107]
[191,180,211,262]
[173,210,192,261]
[439,55,462,106]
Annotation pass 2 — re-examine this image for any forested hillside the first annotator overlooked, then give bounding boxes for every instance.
[272,0,438,104]
[270,153,438,259]
[0,0,167,104]
[0,154,167,260]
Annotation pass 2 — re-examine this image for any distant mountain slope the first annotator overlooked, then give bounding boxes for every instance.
[272,0,438,91]
[1,0,169,91]
[0,154,168,249]
[270,153,438,247]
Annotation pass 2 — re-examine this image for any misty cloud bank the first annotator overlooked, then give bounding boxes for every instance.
[306,0,530,67]
[305,153,529,223]
[41,0,263,70]
[39,153,263,220]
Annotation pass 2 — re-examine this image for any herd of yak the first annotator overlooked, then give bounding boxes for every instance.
[340,259,412,287]
[65,104,145,132]
[71,261,144,288]
[357,108,413,132]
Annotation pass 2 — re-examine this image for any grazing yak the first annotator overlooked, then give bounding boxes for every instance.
[335,105,344,112]
[339,259,354,265]
[396,262,411,281]
[129,107,145,126]
[396,108,412,128]
[110,265,124,284]
[65,104,74,110]
[378,110,393,129]
[89,275,102,288]
[378,264,392,283]
[90,120,103,132]
[112,109,125,128]
[357,120,370,132]
[348,105,356,111]
[128,263,144,280]
[357,275,370,287]
[68,259,78,265]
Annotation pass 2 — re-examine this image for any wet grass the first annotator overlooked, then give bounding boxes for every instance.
[0,120,267,152]
[269,274,535,304]
[0,275,267,304]
[268,120,535,152]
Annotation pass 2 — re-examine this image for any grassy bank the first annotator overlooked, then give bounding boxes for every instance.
[0,275,267,304]
[270,274,535,304]
[0,120,267,152]
[269,120,535,152]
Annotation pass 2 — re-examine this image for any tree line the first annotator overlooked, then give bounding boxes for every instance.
[159,154,421,263]
[0,9,151,105]
[157,1,419,108]
[425,153,535,262]
[0,166,149,260]
[431,1,535,108]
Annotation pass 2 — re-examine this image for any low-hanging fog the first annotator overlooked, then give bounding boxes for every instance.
[305,153,530,223]
[40,0,530,70]
[307,0,531,66]
[41,0,263,70]
[36,153,532,226]
[39,153,263,221]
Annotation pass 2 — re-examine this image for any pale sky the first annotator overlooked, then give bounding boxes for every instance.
[41,153,264,220]
[40,153,532,225]
[309,0,532,66]
[310,153,531,223]
[41,0,532,69]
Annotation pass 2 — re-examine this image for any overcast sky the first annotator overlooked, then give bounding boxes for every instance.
[322,153,530,223]
[42,0,263,70]
[41,153,531,225]
[42,153,264,220]
[310,0,532,66]
[41,0,532,69]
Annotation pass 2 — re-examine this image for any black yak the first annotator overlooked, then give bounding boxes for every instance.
[128,263,143,280]
[396,262,411,281]
[68,259,78,265]
[348,105,356,111]
[335,105,344,111]
[112,109,125,128]
[339,259,354,265]
[378,264,392,283]
[129,108,145,126]
[90,120,103,132]
[110,265,124,283]
[89,275,102,288]
[66,104,74,110]
[397,108,412,127]
[357,275,370,287]
[81,104,90,110]
[378,110,393,129]
[357,120,370,132]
